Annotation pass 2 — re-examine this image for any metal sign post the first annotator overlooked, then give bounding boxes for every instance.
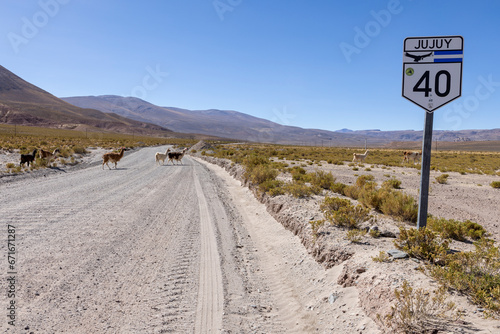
[402,36,463,228]
[418,111,434,229]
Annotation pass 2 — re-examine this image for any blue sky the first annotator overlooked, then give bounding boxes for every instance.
[1,0,499,132]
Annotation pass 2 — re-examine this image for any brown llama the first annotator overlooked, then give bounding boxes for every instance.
[102,148,125,169]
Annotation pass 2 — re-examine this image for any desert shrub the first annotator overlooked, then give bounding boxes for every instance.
[356,174,374,187]
[382,178,402,189]
[331,205,370,229]
[369,228,381,238]
[339,176,417,224]
[58,148,72,158]
[357,182,383,210]
[372,251,391,263]
[462,221,489,240]
[346,228,367,243]
[270,161,288,171]
[330,182,347,195]
[379,189,418,224]
[345,175,377,204]
[245,164,278,185]
[435,173,450,184]
[490,181,500,189]
[243,154,269,169]
[378,280,458,334]
[309,219,325,241]
[6,163,16,169]
[259,179,285,196]
[320,196,370,229]
[431,238,500,316]
[343,185,360,200]
[289,166,309,182]
[394,227,449,265]
[284,181,314,198]
[309,170,336,190]
[320,196,351,214]
[427,216,488,242]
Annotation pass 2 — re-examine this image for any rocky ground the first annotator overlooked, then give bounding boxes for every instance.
[193,141,500,333]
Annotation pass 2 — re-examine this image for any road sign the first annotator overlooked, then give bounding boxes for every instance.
[402,35,464,229]
[402,36,463,112]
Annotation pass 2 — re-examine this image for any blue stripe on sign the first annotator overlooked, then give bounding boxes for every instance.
[434,50,463,55]
[434,58,463,62]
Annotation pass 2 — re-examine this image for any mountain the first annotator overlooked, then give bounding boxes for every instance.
[62,95,379,146]
[62,95,500,146]
[5,63,496,147]
[0,65,173,136]
[340,128,500,143]
[335,128,354,133]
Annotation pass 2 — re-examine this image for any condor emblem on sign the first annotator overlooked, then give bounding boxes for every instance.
[402,36,463,112]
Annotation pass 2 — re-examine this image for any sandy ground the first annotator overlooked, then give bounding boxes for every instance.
[2,145,377,333]
[1,146,500,333]
[197,151,500,333]
[297,159,500,242]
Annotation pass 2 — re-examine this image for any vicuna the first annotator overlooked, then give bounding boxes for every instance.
[403,151,422,164]
[352,150,369,163]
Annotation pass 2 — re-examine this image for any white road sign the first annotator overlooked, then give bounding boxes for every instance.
[402,36,463,112]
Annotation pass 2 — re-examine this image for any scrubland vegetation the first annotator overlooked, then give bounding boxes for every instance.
[3,131,500,328]
[202,142,500,324]
[0,124,196,172]
[207,143,500,176]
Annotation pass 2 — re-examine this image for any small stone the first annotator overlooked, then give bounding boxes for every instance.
[328,293,339,304]
[380,230,397,238]
[387,249,408,259]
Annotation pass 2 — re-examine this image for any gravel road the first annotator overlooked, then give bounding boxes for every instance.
[0,146,286,333]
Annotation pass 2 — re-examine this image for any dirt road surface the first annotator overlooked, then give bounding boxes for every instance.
[2,146,374,333]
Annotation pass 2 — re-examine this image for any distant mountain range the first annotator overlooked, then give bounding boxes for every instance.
[1,64,499,146]
[61,95,369,146]
[62,95,500,145]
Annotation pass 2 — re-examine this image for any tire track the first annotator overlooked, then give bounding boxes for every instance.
[0,147,205,332]
[193,165,224,333]
[1,147,284,333]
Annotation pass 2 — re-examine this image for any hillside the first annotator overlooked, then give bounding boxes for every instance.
[0,65,172,136]
[63,95,500,146]
[3,63,497,147]
[62,95,383,146]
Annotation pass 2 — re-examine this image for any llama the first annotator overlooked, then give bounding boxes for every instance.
[102,148,125,169]
[39,148,60,165]
[352,150,369,163]
[155,148,170,165]
[403,151,422,164]
[167,147,188,165]
[20,149,37,167]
